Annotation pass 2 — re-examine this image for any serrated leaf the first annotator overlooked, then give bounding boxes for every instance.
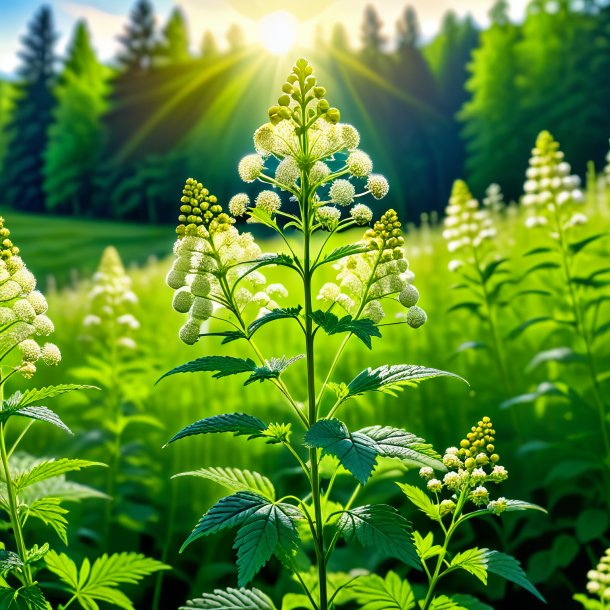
[304,419,379,484]
[25,497,69,544]
[348,571,416,610]
[157,356,256,384]
[166,413,267,445]
[9,385,96,409]
[14,459,104,493]
[0,550,23,573]
[248,307,302,336]
[450,548,488,584]
[319,244,371,266]
[450,595,493,610]
[337,504,420,570]
[233,501,301,586]
[0,584,50,610]
[181,587,277,610]
[413,531,442,561]
[569,232,608,254]
[198,330,247,344]
[356,426,444,470]
[428,596,468,610]
[345,365,466,400]
[182,492,269,550]
[0,405,72,434]
[526,347,586,373]
[46,550,168,610]
[174,467,275,501]
[484,550,545,602]
[244,355,304,386]
[396,483,441,521]
[311,310,381,349]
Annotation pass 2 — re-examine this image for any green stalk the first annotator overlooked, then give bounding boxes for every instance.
[0,382,33,585]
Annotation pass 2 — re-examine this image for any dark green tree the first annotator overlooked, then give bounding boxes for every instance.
[44,21,110,215]
[2,5,57,212]
[361,4,385,56]
[460,0,525,197]
[117,0,157,73]
[0,81,15,178]
[200,30,219,59]
[396,5,420,50]
[157,7,190,64]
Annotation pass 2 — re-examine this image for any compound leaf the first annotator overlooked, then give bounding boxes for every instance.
[166,413,267,445]
[180,587,277,610]
[311,310,381,349]
[157,356,256,384]
[348,571,416,610]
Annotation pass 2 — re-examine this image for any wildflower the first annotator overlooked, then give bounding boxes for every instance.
[483,183,505,213]
[41,342,61,366]
[317,206,341,231]
[419,466,434,480]
[346,150,373,177]
[427,479,442,493]
[19,339,41,362]
[440,499,456,516]
[399,284,419,308]
[442,452,461,469]
[341,124,360,150]
[350,204,373,225]
[253,123,276,154]
[255,190,282,215]
[27,291,48,315]
[238,154,264,182]
[275,156,300,187]
[366,174,389,200]
[33,315,54,336]
[362,299,384,323]
[487,497,507,515]
[329,179,355,206]
[470,486,489,506]
[228,193,250,217]
[13,299,36,323]
[310,161,331,184]
[406,306,427,329]
[179,320,201,345]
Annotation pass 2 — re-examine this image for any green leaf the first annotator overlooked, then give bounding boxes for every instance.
[576,509,609,543]
[521,261,561,278]
[182,492,269,550]
[569,232,608,255]
[181,588,277,610]
[0,550,23,573]
[428,596,468,610]
[346,365,466,399]
[233,501,301,586]
[396,483,441,521]
[450,595,493,610]
[484,550,545,602]
[198,330,247,344]
[356,426,444,470]
[0,584,50,610]
[0,405,72,434]
[46,550,168,610]
[318,244,371,267]
[25,497,69,544]
[348,571,416,610]
[14,459,104,494]
[500,381,568,410]
[157,356,257,384]
[247,307,302,336]
[413,531,442,561]
[8,385,96,409]
[244,355,304,386]
[304,419,379,484]
[526,347,586,373]
[481,258,508,283]
[523,247,553,257]
[173,467,275,501]
[311,310,381,349]
[166,413,267,445]
[449,548,488,584]
[447,301,482,314]
[337,504,420,570]
[573,593,603,610]
[506,317,554,340]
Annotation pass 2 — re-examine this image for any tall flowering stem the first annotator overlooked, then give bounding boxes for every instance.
[163,58,463,609]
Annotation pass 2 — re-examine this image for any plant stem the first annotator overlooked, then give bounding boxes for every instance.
[0,382,33,585]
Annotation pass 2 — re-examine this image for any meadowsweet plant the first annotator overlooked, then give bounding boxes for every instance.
[483,183,505,215]
[0,219,167,609]
[75,246,162,544]
[335,417,545,609]
[442,180,512,392]
[518,131,610,482]
[575,549,610,609]
[159,58,541,610]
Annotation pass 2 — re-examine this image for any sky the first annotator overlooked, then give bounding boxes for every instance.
[0,0,529,75]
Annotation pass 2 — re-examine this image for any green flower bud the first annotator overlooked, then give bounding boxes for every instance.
[317,99,330,113]
[326,108,340,124]
[278,94,291,107]
[399,285,419,308]
[406,306,427,329]
[313,86,326,98]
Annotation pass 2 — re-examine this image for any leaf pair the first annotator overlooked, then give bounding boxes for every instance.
[305,420,444,484]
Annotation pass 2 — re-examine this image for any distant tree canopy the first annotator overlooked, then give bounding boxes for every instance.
[1,0,609,223]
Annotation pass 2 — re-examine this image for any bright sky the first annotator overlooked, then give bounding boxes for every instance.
[0,0,529,75]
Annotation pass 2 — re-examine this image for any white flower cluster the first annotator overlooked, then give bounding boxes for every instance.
[586,549,610,600]
[443,180,496,254]
[317,210,426,328]
[419,417,508,514]
[483,183,505,213]
[522,131,586,231]
[84,246,139,352]
[604,150,610,186]
[0,217,60,378]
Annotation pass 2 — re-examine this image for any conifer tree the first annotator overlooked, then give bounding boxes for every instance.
[44,21,110,215]
[117,0,157,73]
[200,30,219,59]
[330,23,350,52]
[157,7,190,64]
[2,5,57,212]
[361,4,386,57]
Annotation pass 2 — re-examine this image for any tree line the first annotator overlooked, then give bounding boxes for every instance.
[0,0,609,223]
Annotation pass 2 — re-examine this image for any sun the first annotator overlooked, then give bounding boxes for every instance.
[258,11,297,55]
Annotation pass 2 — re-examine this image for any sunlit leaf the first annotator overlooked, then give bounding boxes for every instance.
[181,588,277,610]
[166,413,267,445]
[311,310,381,349]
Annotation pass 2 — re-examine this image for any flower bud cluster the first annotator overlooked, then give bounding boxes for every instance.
[0,217,60,377]
[483,183,505,214]
[443,180,497,272]
[585,549,610,600]
[522,131,586,231]
[84,246,139,352]
[419,417,508,515]
[176,178,234,237]
[168,179,285,344]
[317,210,426,328]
